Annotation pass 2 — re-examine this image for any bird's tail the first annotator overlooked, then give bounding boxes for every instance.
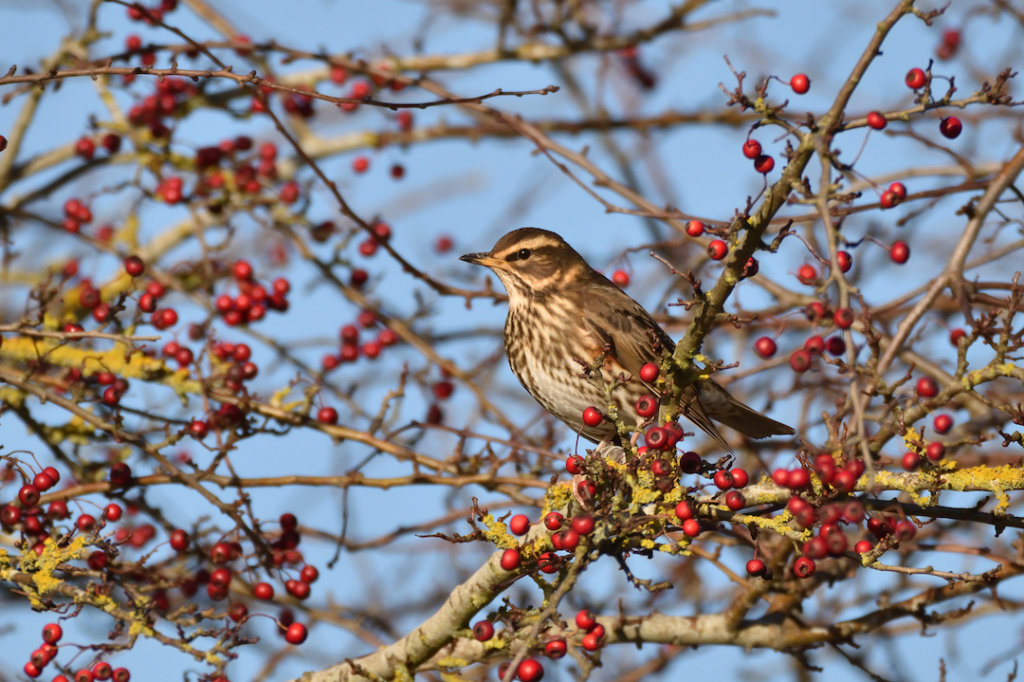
[696,380,795,439]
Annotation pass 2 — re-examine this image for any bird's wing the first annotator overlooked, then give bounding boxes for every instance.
[580,284,674,376]
[580,281,732,449]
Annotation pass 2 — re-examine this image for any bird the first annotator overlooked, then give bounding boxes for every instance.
[460,227,793,449]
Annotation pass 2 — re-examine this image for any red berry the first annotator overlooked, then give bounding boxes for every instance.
[635,394,658,418]
[682,518,701,537]
[316,407,338,424]
[581,406,603,427]
[679,450,701,473]
[104,503,123,521]
[754,336,777,358]
[939,116,962,139]
[500,548,521,570]
[905,67,927,89]
[742,139,762,159]
[789,349,812,373]
[565,455,583,475]
[707,239,727,260]
[516,658,544,682]
[611,269,630,287]
[43,622,63,644]
[685,219,705,237]
[639,362,659,382]
[789,73,810,94]
[472,620,494,641]
[284,622,307,645]
[797,264,817,285]
[933,414,953,433]
[644,425,669,450]
[33,471,55,491]
[509,514,530,536]
[949,328,966,346]
[854,539,873,554]
[889,182,907,199]
[188,419,209,439]
[124,256,145,277]
[889,240,910,264]
[713,469,734,490]
[18,484,41,507]
[544,638,567,659]
[836,250,852,272]
[746,558,766,576]
[916,376,939,398]
[926,442,946,461]
[787,468,810,489]
[902,451,920,471]
[880,190,899,209]
[575,609,597,630]
[169,529,189,552]
[543,511,563,531]
[825,336,846,356]
[792,556,816,578]
[753,154,774,174]
[254,582,275,600]
[75,137,96,159]
[725,490,746,511]
[581,630,603,651]
[833,307,854,329]
[866,111,887,129]
[730,467,749,488]
[571,514,594,535]
[352,156,369,173]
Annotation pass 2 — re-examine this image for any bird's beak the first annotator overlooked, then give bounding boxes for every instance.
[459,252,503,269]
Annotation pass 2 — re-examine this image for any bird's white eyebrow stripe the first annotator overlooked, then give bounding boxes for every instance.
[493,237,561,257]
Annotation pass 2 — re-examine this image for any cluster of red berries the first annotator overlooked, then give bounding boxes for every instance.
[24,622,133,680]
[321,312,399,372]
[62,197,93,233]
[213,260,290,326]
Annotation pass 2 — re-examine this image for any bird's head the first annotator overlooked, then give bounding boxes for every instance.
[460,228,591,301]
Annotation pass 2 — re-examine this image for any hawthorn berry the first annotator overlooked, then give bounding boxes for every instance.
[905,67,927,89]
[644,425,669,450]
[889,181,907,199]
[730,467,749,488]
[543,511,563,531]
[565,455,583,475]
[581,406,603,427]
[902,451,920,471]
[916,376,939,398]
[499,548,521,570]
[284,622,308,645]
[43,622,63,644]
[725,490,746,511]
[926,442,946,461]
[674,500,694,520]
[754,336,777,358]
[753,154,774,174]
[544,638,567,658]
[833,308,854,329]
[742,139,762,159]
[682,518,701,537]
[836,250,852,272]
[611,269,630,287]
[804,335,825,354]
[571,514,594,535]
[792,556,816,578]
[472,620,494,641]
[707,239,727,260]
[939,116,962,139]
[679,450,702,474]
[509,514,530,536]
[516,658,544,682]
[866,111,887,129]
[639,362,659,382]
[889,241,910,264]
[854,539,873,554]
[933,414,953,433]
[797,264,817,285]
[713,469,734,490]
[746,558,766,576]
[789,349,812,373]
[789,73,810,94]
[635,394,658,418]
[123,256,145,277]
[316,407,338,424]
[575,609,597,630]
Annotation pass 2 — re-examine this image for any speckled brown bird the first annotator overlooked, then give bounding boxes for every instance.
[461,227,793,448]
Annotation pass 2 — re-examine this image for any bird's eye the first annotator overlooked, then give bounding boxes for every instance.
[516,248,531,260]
